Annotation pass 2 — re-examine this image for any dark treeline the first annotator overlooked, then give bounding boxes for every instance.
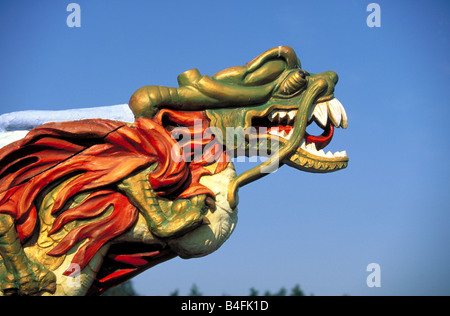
[102,281,308,296]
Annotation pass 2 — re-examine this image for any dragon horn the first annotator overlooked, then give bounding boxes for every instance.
[246,46,299,71]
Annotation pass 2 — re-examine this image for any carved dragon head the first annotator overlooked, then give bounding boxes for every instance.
[0,46,349,296]
[129,46,348,207]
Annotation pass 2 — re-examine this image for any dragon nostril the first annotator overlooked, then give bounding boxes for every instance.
[298,70,308,80]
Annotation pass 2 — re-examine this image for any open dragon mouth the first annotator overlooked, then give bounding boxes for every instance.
[252,97,348,172]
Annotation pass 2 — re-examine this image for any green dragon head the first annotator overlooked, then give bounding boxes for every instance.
[129,46,348,207]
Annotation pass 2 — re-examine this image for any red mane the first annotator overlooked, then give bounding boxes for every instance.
[0,111,228,272]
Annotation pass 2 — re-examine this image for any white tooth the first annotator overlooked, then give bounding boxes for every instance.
[269,111,278,122]
[300,139,306,149]
[278,112,287,121]
[313,102,328,128]
[280,130,288,138]
[332,98,341,106]
[331,98,348,129]
[306,142,317,153]
[334,151,345,157]
[328,99,342,127]
[326,151,333,158]
[286,129,293,139]
[288,110,297,121]
[340,150,347,157]
[318,149,325,156]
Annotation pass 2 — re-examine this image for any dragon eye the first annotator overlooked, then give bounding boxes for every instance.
[276,70,308,97]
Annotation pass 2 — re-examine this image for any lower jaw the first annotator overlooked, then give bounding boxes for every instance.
[284,145,348,173]
[247,130,347,173]
[273,124,347,173]
[264,120,347,173]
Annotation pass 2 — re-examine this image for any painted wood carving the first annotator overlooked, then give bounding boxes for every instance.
[0,46,348,295]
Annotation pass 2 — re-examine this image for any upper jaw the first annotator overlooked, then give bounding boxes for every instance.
[247,95,349,172]
[255,97,347,156]
[266,97,347,133]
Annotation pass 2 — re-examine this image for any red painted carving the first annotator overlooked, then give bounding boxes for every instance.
[0,111,226,280]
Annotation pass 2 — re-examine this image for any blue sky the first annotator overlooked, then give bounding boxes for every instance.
[1,0,449,295]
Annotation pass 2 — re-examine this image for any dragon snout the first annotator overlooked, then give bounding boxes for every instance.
[326,70,339,85]
[307,70,338,101]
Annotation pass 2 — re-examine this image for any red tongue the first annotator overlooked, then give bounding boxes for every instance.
[267,123,334,151]
[268,126,292,134]
[305,123,334,150]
